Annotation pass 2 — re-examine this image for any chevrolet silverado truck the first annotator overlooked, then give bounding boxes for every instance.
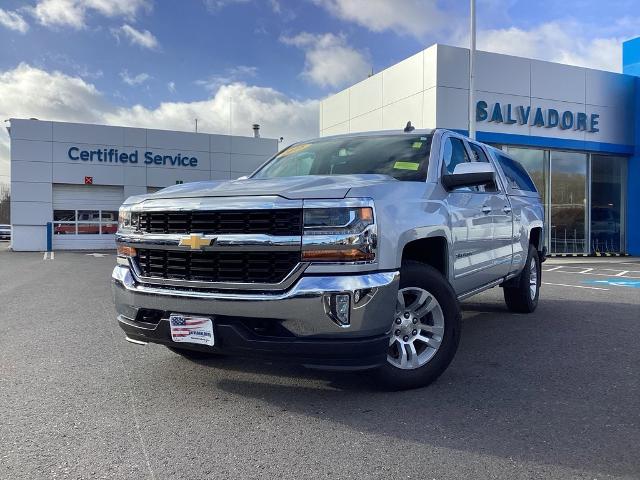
[112,128,545,390]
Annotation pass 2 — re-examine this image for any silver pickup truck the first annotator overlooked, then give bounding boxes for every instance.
[112,128,545,390]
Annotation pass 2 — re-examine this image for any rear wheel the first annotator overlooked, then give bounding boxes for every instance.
[166,346,224,360]
[503,244,540,313]
[374,261,461,390]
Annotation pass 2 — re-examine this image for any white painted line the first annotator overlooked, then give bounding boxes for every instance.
[43,252,47,260]
[50,251,55,260]
[542,282,609,291]
[544,266,562,271]
[614,270,629,276]
[579,268,593,274]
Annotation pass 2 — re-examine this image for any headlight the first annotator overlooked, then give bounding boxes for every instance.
[301,199,377,263]
[118,206,135,232]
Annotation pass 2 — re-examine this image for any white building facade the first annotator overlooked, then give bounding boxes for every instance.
[9,119,278,251]
[320,44,639,256]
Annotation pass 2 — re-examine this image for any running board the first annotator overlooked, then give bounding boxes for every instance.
[457,277,510,301]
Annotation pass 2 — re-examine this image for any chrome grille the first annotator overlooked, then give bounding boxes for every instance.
[135,249,301,284]
[135,209,302,236]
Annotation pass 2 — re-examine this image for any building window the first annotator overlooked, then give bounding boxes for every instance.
[53,209,118,235]
[591,155,625,253]
[550,151,588,254]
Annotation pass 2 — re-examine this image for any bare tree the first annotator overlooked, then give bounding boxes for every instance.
[0,184,10,224]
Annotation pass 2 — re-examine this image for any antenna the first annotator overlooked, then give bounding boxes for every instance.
[195,118,198,133]
[404,121,415,132]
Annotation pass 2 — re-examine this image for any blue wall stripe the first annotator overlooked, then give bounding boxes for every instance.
[626,76,640,255]
[451,129,634,155]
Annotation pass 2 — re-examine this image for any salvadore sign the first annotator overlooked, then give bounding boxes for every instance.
[68,147,199,167]
[476,101,600,133]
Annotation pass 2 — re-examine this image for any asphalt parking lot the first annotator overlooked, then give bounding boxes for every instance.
[1,248,638,479]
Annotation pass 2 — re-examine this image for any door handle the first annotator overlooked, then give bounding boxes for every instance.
[503,206,512,214]
[481,206,491,214]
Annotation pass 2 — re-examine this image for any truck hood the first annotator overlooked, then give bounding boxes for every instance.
[130,174,396,203]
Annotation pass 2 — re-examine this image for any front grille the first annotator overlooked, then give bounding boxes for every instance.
[135,249,300,284]
[135,209,302,236]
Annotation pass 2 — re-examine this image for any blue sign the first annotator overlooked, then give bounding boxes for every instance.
[476,101,599,133]
[68,147,198,167]
[584,278,640,288]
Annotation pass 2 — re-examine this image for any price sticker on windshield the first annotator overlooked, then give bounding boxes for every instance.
[277,143,310,158]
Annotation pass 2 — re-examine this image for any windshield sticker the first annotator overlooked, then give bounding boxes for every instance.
[394,161,420,171]
[277,143,310,157]
[412,141,423,149]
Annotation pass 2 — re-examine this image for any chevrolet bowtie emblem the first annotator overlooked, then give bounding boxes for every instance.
[178,234,214,250]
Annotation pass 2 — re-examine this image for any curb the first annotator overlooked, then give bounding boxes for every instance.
[548,253,629,258]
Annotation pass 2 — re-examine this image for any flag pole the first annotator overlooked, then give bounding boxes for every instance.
[469,0,476,140]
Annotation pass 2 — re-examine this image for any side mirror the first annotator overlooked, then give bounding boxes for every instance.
[442,162,495,190]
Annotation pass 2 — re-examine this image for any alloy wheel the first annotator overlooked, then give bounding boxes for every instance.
[387,287,445,370]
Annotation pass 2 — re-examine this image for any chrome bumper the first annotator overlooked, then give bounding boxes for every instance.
[112,265,399,338]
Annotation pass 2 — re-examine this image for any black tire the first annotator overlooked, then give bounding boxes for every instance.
[503,244,540,313]
[373,261,461,391]
[166,346,225,360]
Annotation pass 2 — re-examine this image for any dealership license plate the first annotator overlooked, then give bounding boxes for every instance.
[169,314,215,347]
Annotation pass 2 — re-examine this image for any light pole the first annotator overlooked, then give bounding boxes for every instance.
[469,0,476,140]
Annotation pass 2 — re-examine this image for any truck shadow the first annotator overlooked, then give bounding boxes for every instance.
[179,295,640,477]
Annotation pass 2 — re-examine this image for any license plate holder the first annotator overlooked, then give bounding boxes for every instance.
[169,314,215,347]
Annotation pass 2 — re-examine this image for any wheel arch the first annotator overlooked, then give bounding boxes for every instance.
[399,231,450,279]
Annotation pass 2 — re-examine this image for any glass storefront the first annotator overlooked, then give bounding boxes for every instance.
[503,146,627,254]
[591,155,625,253]
[550,151,587,254]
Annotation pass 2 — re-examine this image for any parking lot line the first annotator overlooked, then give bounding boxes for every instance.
[542,281,609,291]
[544,266,562,271]
[615,271,629,276]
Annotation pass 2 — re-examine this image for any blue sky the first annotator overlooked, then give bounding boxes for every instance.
[0,0,639,185]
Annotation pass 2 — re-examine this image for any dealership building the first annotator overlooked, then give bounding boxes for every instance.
[7,39,640,254]
[320,41,640,256]
[8,119,277,250]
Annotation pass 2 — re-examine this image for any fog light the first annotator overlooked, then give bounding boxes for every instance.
[335,294,350,326]
[322,293,351,327]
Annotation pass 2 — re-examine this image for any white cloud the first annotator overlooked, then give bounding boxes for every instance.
[203,0,250,12]
[0,63,319,185]
[0,8,29,33]
[120,70,151,86]
[29,0,151,29]
[167,81,176,93]
[312,0,450,39]
[115,24,159,49]
[456,21,626,72]
[196,65,258,91]
[280,32,371,89]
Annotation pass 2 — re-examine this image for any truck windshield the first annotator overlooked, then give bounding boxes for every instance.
[252,134,433,181]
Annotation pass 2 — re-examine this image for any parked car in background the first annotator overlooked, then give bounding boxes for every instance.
[112,128,545,390]
[0,224,11,240]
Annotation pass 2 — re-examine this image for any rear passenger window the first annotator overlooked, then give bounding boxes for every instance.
[469,143,489,162]
[496,154,538,192]
[442,137,471,174]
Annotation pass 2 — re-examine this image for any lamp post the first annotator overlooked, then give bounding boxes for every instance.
[469,0,476,140]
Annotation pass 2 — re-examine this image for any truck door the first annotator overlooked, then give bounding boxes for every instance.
[468,142,513,280]
[440,134,503,294]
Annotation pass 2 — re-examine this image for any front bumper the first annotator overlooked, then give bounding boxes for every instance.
[112,266,399,369]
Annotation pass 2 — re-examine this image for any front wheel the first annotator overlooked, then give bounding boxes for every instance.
[503,244,541,313]
[373,261,461,390]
